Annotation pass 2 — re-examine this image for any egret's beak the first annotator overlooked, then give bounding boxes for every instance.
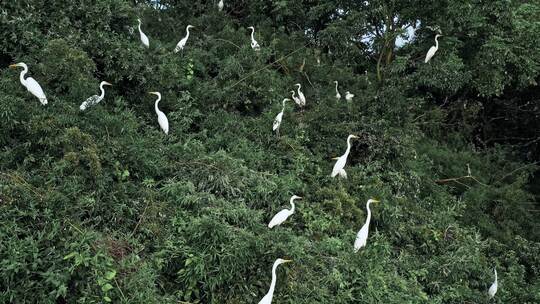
[103,82,113,86]
[297,196,303,199]
[331,157,339,160]
[8,64,18,69]
[283,259,293,263]
[351,135,359,139]
[372,199,381,203]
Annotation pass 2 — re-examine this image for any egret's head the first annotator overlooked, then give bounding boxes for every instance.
[276,258,292,265]
[9,62,26,69]
[101,81,113,86]
[187,25,195,29]
[334,80,338,84]
[291,195,302,201]
[348,134,359,140]
[367,198,380,204]
[435,34,443,38]
[290,90,295,94]
[294,83,301,88]
[248,26,254,30]
[282,98,290,103]
[137,18,141,23]
[148,91,161,98]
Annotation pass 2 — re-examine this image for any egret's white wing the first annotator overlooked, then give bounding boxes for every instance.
[425,46,437,63]
[25,77,47,105]
[218,0,224,11]
[140,32,149,48]
[157,112,169,134]
[252,41,261,51]
[331,156,347,177]
[268,209,292,228]
[298,91,306,106]
[80,95,102,111]
[273,112,283,131]
[354,224,369,252]
[174,37,187,53]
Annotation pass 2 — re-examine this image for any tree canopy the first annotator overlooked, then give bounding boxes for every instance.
[0,0,539,303]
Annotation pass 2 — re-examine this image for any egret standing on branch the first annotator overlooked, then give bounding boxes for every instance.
[354,199,380,252]
[290,90,300,106]
[331,134,359,178]
[268,195,302,228]
[80,81,112,111]
[272,98,289,137]
[9,62,48,105]
[345,91,354,102]
[258,258,292,304]
[248,26,261,51]
[425,34,442,63]
[174,25,195,53]
[294,83,306,108]
[334,81,341,100]
[148,92,169,134]
[138,18,149,48]
[488,268,498,298]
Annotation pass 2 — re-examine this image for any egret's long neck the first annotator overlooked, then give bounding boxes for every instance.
[250,28,255,41]
[366,201,372,224]
[434,36,439,48]
[185,27,191,38]
[296,85,301,95]
[268,262,278,296]
[344,137,353,156]
[154,96,161,113]
[494,269,497,282]
[138,22,142,33]
[19,66,28,86]
[290,200,295,213]
[335,82,339,93]
[99,83,106,98]
[281,101,286,111]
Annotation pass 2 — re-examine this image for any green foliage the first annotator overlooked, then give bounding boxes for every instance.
[0,0,539,303]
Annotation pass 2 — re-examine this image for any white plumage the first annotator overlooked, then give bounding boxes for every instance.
[488,268,498,298]
[331,134,359,178]
[294,83,306,107]
[425,34,442,63]
[138,18,149,48]
[9,62,47,105]
[268,195,302,228]
[258,258,292,304]
[248,26,261,51]
[217,0,224,11]
[334,81,341,100]
[174,25,194,53]
[290,90,301,106]
[272,98,288,134]
[149,92,169,134]
[80,81,112,111]
[345,91,354,102]
[354,199,380,252]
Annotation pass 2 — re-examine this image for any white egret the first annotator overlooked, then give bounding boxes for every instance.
[268,195,302,228]
[80,81,112,111]
[290,90,300,106]
[345,91,354,102]
[331,134,359,178]
[9,62,47,105]
[354,199,380,252]
[217,0,224,11]
[334,81,341,100]
[272,98,289,137]
[248,26,261,51]
[138,18,149,48]
[488,268,498,298]
[258,258,292,304]
[174,25,195,53]
[149,92,169,134]
[294,83,306,107]
[424,34,442,63]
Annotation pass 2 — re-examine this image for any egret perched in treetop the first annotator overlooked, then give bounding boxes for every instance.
[217,0,224,11]
[331,134,359,178]
[268,195,302,228]
[345,91,354,102]
[9,62,48,105]
[80,81,112,111]
[258,258,292,304]
[425,34,442,63]
[488,268,498,298]
[174,25,195,53]
[294,83,306,107]
[290,90,301,106]
[272,98,289,137]
[354,199,380,252]
[334,81,341,100]
[138,18,149,48]
[148,92,169,134]
[248,26,261,51]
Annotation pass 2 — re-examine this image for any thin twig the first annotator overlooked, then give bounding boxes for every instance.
[498,161,540,182]
[213,38,241,49]
[114,278,126,301]
[131,200,150,236]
